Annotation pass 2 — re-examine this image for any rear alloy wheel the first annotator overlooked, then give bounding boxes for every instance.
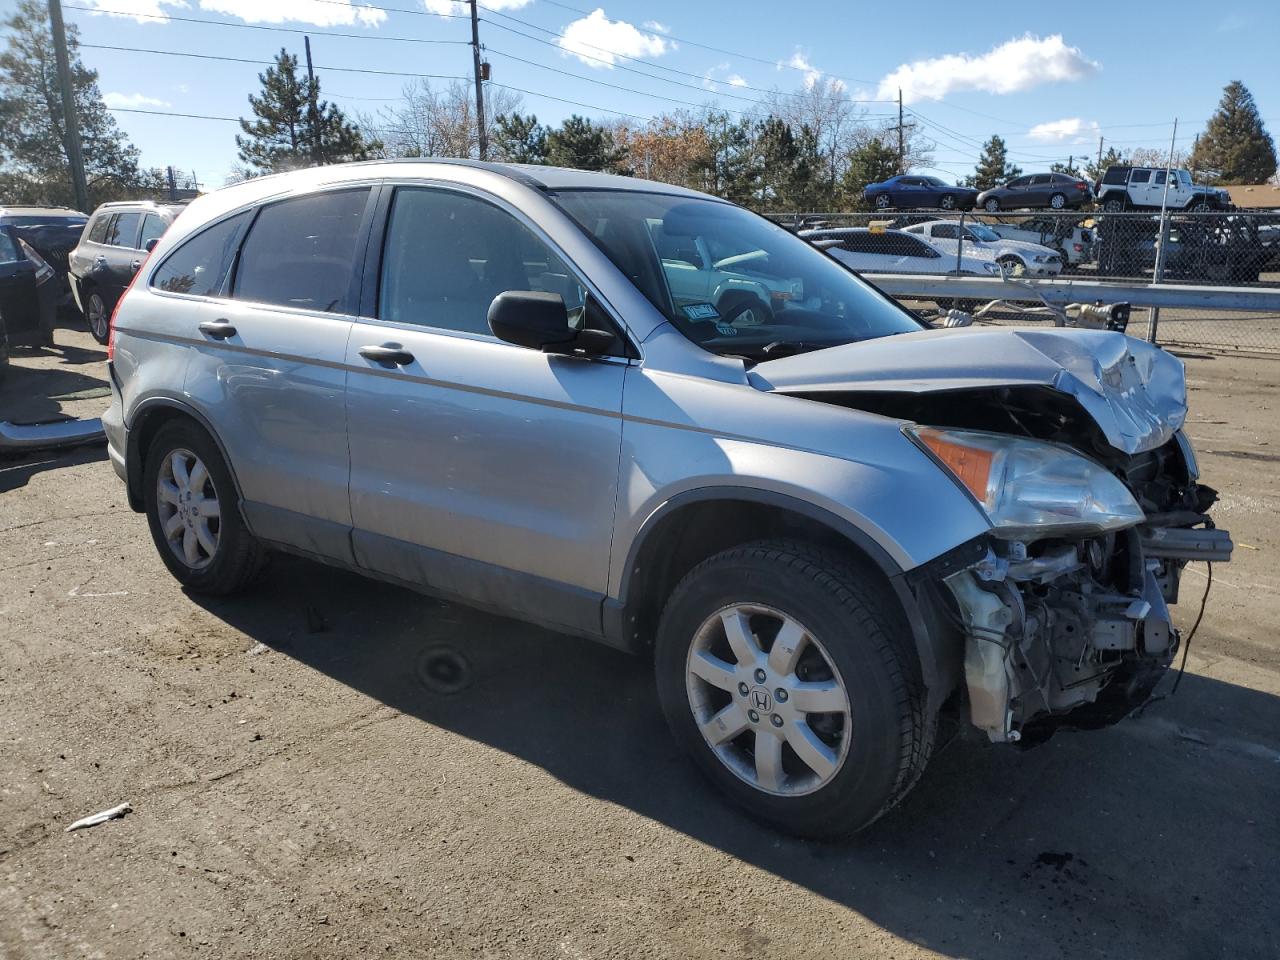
[86,291,110,344]
[144,420,266,594]
[1102,196,1126,213]
[984,198,1000,213]
[655,540,934,838]
[939,194,957,211]
[1049,192,1067,210]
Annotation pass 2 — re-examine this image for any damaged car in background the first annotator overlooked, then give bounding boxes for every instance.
[102,162,1230,838]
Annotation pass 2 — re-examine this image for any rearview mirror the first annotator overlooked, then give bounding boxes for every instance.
[488,291,614,356]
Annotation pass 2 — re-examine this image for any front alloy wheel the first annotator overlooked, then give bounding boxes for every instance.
[875,193,892,210]
[86,292,109,344]
[687,604,852,796]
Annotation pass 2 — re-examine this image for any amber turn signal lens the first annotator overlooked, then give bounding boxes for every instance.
[917,428,995,502]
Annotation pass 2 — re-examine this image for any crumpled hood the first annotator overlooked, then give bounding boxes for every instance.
[749,327,1187,455]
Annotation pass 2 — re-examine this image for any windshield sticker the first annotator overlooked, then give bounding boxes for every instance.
[682,302,720,321]
[714,321,738,336]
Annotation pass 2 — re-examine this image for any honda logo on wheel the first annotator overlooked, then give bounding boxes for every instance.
[750,687,773,712]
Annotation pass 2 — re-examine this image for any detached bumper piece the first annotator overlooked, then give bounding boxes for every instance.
[0,418,106,453]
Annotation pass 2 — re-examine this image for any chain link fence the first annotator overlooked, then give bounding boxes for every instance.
[767,209,1280,353]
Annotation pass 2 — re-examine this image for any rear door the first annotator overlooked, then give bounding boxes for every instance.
[0,227,39,337]
[1026,174,1053,206]
[182,185,375,563]
[343,183,627,636]
[1127,169,1156,206]
[102,211,143,303]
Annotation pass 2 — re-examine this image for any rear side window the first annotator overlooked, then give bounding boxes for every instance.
[87,215,111,244]
[0,230,18,263]
[1031,175,1051,186]
[1130,169,1152,184]
[234,188,369,313]
[1102,167,1129,185]
[139,213,166,248]
[106,211,141,248]
[151,212,248,297]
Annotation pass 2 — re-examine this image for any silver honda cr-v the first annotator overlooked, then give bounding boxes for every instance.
[103,160,1231,837]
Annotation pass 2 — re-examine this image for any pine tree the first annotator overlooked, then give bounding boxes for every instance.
[544,115,626,172]
[1085,146,1125,184]
[841,138,899,208]
[1190,81,1277,184]
[492,113,546,164]
[236,48,376,173]
[964,135,1022,191]
[0,0,158,207]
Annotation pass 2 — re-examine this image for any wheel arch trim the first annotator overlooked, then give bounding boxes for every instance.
[124,395,247,514]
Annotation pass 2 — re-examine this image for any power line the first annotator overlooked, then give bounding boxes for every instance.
[65,5,470,43]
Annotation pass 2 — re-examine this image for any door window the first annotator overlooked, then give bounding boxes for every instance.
[87,214,111,244]
[1031,175,1052,186]
[378,187,587,337]
[931,224,960,240]
[139,213,166,249]
[0,230,18,263]
[1129,170,1152,184]
[150,211,248,297]
[106,212,141,248]
[1007,177,1030,189]
[234,188,370,313]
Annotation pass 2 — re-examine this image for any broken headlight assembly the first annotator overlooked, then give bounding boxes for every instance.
[906,426,1145,540]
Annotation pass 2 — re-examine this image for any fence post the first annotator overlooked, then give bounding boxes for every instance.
[956,211,965,275]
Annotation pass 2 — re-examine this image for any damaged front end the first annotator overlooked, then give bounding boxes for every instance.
[755,328,1232,743]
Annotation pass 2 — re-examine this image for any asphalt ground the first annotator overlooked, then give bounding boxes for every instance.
[2,326,1277,959]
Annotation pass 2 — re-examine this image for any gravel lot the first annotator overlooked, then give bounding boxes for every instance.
[2,327,1278,960]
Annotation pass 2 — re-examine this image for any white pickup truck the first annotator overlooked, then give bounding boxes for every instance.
[1095,166,1231,212]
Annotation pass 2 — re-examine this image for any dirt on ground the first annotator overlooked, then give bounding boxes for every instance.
[2,326,1278,959]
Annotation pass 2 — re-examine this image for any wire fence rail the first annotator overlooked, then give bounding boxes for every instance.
[769,209,1280,353]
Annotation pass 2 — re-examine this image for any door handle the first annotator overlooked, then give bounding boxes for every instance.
[198,320,237,340]
[359,343,415,367]
[130,259,143,272]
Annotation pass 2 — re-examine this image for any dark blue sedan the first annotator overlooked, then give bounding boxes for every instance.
[863,175,979,211]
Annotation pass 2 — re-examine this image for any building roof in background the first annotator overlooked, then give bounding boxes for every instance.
[1225,184,1280,208]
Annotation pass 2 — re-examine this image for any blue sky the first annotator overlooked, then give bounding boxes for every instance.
[58,0,1280,187]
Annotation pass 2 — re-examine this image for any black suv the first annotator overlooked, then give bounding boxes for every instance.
[69,201,184,343]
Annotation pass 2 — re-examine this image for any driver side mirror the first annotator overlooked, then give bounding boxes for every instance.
[144,237,160,253]
[488,291,614,356]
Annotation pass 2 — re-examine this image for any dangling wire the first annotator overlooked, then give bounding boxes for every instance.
[1171,561,1213,695]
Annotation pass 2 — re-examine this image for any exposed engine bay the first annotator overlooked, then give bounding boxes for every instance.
[753,328,1233,743]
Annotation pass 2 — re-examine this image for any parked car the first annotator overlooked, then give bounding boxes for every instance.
[985,216,1096,267]
[0,205,88,320]
[902,220,1064,276]
[863,175,980,212]
[1095,213,1271,283]
[976,172,1091,212]
[0,224,63,348]
[1094,166,1231,213]
[69,201,183,343]
[104,161,1230,837]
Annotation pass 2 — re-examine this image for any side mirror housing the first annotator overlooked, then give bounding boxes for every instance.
[145,237,160,253]
[488,291,614,355]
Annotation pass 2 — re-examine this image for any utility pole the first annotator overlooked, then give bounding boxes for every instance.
[1096,135,1104,168]
[469,0,487,160]
[304,35,319,162]
[896,88,906,175]
[1149,118,1179,345]
[166,165,177,201]
[47,0,88,212]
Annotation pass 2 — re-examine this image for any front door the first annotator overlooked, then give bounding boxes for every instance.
[344,184,626,637]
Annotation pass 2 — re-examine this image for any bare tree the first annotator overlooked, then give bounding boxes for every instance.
[356,80,523,159]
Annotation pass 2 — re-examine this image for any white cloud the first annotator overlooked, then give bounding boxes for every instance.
[557,9,672,69]
[642,20,669,34]
[104,91,172,108]
[79,0,188,24]
[423,0,530,14]
[199,0,387,26]
[783,51,821,89]
[701,62,749,91]
[727,74,747,88]
[1028,117,1101,143]
[878,34,1099,103]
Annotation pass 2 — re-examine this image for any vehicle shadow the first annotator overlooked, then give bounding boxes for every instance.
[194,553,1280,960]
[0,354,109,424]
[0,443,108,493]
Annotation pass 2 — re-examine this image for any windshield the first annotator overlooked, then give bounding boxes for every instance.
[967,224,1000,242]
[551,190,924,360]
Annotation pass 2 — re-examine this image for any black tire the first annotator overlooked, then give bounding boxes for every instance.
[874,194,892,210]
[938,194,956,211]
[997,255,1025,276]
[654,540,935,838]
[1048,192,1067,210]
[143,419,267,595]
[983,197,1000,213]
[1101,195,1126,213]
[84,289,111,344]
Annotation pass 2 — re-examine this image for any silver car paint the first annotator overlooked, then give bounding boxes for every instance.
[751,326,1187,455]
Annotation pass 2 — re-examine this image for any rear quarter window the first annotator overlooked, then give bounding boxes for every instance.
[87,215,111,244]
[150,212,249,297]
